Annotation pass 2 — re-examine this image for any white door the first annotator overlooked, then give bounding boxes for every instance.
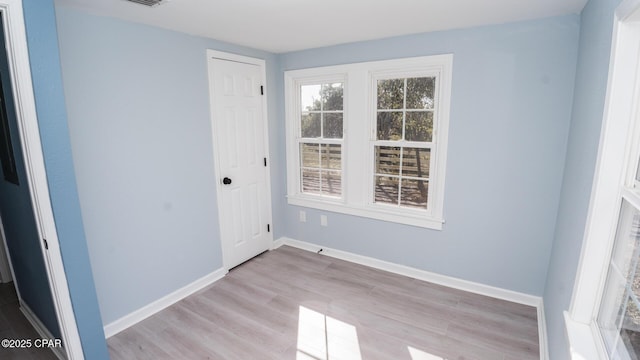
[208,52,272,270]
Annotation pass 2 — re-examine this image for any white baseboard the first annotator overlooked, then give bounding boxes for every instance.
[276,237,541,306]
[538,301,549,360]
[20,301,66,359]
[103,268,227,338]
[274,236,548,358]
[271,237,285,250]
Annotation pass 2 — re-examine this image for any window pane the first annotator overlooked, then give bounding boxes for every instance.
[374,176,399,205]
[599,261,628,351]
[377,79,404,109]
[321,144,341,170]
[402,148,430,179]
[375,146,400,175]
[621,248,640,357]
[611,201,640,281]
[619,295,640,358]
[598,200,640,357]
[300,143,320,168]
[301,169,320,194]
[405,111,433,142]
[406,77,435,109]
[301,113,321,138]
[301,143,342,198]
[301,85,321,111]
[322,83,343,111]
[400,179,428,209]
[377,112,403,140]
[321,170,341,197]
[323,113,343,138]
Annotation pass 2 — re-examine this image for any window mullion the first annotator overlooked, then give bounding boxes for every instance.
[320,84,324,142]
[400,78,407,207]
[397,146,403,206]
[372,140,433,147]
[402,78,407,142]
[300,138,342,144]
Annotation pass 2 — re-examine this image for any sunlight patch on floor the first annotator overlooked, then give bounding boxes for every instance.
[408,346,445,360]
[296,306,362,360]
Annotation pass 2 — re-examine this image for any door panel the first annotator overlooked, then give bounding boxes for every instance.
[210,57,271,269]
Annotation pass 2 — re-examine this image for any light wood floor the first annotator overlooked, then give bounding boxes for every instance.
[0,282,57,360]
[108,246,540,360]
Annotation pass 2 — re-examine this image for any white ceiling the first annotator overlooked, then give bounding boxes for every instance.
[54,0,588,53]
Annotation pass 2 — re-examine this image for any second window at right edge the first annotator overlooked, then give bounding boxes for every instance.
[373,75,436,211]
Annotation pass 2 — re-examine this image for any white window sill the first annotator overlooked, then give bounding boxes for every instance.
[287,195,444,230]
[564,311,605,359]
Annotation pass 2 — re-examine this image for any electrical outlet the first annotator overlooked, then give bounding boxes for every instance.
[320,214,328,226]
[299,210,306,222]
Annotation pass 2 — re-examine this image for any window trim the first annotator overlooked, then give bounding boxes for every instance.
[297,79,346,199]
[286,73,348,203]
[284,55,453,229]
[367,68,447,219]
[565,0,640,358]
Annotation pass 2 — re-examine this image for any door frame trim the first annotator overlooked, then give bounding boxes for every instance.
[206,49,274,271]
[0,1,83,358]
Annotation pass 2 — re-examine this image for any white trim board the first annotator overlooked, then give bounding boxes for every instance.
[21,301,66,359]
[0,1,84,358]
[537,300,549,360]
[274,237,548,359]
[103,268,226,338]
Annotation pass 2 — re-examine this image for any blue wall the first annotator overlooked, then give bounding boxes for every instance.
[277,16,580,296]
[0,9,59,339]
[51,3,613,359]
[22,0,109,358]
[543,0,622,358]
[54,6,280,325]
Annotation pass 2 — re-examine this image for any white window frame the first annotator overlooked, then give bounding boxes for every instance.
[565,0,640,358]
[368,70,443,219]
[293,75,347,202]
[285,55,453,229]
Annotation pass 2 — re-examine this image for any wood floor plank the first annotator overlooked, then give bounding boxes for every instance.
[166,301,279,360]
[180,291,293,356]
[446,322,539,359]
[107,326,174,360]
[449,302,539,345]
[211,272,278,305]
[108,245,540,360]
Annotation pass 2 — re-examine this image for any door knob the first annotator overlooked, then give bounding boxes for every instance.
[222,177,232,185]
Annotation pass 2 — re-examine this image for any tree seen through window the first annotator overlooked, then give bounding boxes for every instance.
[299,83,344,197]
[374,77,435,209]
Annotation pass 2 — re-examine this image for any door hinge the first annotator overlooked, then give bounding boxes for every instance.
[260,85,264,95]
[267,224,271,232]
[43,239,48,250]
[264,157,267,167]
